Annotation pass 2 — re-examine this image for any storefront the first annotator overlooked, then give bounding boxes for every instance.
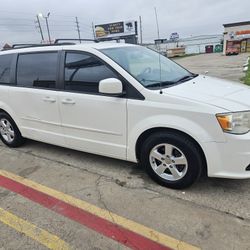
[223,21,250,55]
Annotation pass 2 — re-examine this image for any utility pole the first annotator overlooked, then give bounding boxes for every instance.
[154,7,160,39]
[92,22,96,40]
[75,17,81,43]
[44,13,51,44]
[36,15,44,42]
[139,16,143,44]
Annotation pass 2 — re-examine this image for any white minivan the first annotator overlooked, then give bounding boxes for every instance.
[0,42,250,189]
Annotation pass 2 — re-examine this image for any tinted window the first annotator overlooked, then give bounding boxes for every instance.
[65,52,118,93]
[0,54,13,84]
[17,52,57,88]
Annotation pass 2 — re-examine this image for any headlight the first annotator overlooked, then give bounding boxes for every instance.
[216,111,250,134]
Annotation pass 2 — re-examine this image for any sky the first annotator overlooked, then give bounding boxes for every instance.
[0,0,249,47]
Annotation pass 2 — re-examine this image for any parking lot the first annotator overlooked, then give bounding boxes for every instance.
[174,52,250,82]
[1,53,250,250]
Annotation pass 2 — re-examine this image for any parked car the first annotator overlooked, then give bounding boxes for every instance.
[226,47,239,56]
[0,43,250,189]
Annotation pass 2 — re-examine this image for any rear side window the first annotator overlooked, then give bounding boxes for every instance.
[16,52,57,89]
[0,54,13,84]
[64,52,118,93]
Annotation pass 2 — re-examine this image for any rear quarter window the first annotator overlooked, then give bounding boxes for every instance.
[0,54,13,84]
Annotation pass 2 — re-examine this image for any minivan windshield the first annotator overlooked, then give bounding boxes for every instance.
[100,46,197,89]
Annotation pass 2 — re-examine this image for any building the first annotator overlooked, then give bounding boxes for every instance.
[148,34,223,56]
[223,21,250,55]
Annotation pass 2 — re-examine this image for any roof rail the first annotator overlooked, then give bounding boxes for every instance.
[2,38,99,51]
[54,38,99,44]
[10,42,75,50]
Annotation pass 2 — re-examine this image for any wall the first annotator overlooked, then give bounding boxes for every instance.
[146,35,222,55]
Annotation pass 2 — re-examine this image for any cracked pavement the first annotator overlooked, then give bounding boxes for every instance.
[0,139,250,249]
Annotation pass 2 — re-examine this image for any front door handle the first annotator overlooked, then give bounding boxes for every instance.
[61,98,75,105]
[43,96,56,103]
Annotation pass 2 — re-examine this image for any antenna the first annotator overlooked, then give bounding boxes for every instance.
[154,7,160,40]
[154,7,163,94]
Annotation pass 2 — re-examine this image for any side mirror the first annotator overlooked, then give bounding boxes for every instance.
[99,78,124,96]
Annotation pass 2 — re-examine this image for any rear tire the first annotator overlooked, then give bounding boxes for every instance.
[140,132,203,189]
[0,112,25,148]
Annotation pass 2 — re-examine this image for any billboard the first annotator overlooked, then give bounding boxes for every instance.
[170,32,179,41]
[95,21,137,39]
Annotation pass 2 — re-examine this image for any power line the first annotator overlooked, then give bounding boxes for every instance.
[0,17,93,27]
[0,11,99,43]
[0,17,34,21]
[0,28,94,33]
[0,24,35,26]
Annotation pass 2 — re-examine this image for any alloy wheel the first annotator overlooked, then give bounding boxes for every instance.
[0,118,15,143]
[149,143,188,181]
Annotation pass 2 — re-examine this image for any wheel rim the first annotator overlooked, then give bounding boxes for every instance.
[0,118,15,143]
[149,143,188,181]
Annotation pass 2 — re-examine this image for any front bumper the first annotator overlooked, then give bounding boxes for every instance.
[202,133,250,179]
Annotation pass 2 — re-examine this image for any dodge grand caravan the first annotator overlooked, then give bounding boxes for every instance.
[0,43,250,189]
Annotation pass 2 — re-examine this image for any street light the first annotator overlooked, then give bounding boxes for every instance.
[38,12,51,44]
[36,14,44,42]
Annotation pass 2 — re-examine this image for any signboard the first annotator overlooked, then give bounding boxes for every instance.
[95,21,137,39]
[170,32,179,41]
[236,30,250,39]
[236,30,250,35]
[229,30,250,40]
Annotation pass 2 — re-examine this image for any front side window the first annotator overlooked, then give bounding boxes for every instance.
[0,54,13,84]
[101,46,197,89]
[16,52,57,89]
[64,52,118,93]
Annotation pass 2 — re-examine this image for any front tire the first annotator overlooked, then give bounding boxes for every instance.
[140,132,203,189]
[0,112,25,148]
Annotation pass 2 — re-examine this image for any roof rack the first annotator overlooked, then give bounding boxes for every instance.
[54,38,99,44]
[2,38,99,51]
[11,42,75,49]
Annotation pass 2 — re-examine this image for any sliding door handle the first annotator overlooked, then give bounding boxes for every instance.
[61,99,75,105]
[43,96,56,103]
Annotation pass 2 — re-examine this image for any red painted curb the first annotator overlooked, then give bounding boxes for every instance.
[0,174,172,250]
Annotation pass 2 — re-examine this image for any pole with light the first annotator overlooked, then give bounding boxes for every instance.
[38,13,51,44]
[36,15,44,42]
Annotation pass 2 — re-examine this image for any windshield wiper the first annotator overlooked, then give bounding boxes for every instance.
[175,73,199,83]
[145,81,175,88]
[144,73,199,89]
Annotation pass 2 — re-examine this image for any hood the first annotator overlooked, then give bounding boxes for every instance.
[163,75,250,111]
